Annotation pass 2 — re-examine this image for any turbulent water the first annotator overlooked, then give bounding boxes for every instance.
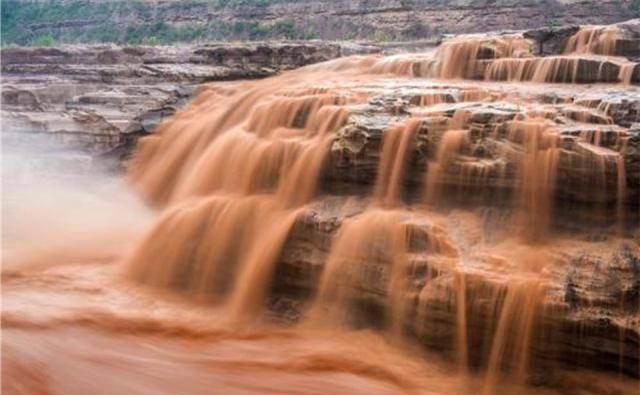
[3,25,640,395]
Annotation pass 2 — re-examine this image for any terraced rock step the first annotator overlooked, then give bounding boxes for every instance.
[324,81,639,217]
[124,21,639,385]
[0,42,376,169]
[273,198,640,377]
[386,19,640,83]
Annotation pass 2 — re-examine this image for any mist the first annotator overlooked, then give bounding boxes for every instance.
[1,136,154,271]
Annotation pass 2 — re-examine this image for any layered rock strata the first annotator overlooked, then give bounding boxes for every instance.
[1,42,370,170]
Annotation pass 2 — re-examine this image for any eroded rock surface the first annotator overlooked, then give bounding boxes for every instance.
[1,42,374,170]
[274,198,640,377]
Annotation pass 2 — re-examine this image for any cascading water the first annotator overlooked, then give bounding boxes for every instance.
[374,25,638,85]
[4,20,640,395]
[563,25,622,55]
[122,23,639,387]
[127,74,359,320]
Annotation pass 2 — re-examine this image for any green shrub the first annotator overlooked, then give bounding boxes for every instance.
[544,17,561,29]
[32,34,55,47]
[403,20,429,39]
[368,31,393,43]
[303,31,317,40]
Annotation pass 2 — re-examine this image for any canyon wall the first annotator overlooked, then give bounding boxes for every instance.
[3,0,640,45]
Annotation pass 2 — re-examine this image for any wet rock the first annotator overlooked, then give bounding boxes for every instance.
[593,92,640,127]
[485,56,635,84]
[320,91,639,217]
[271,197,640,377]
[615,19,640,59]
[523,25,580,55]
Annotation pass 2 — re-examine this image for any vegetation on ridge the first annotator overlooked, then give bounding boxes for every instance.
[2,0,639,46]
[1,0,315,46]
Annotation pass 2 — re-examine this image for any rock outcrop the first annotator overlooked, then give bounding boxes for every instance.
[267,75,640,378]
[1,42,375,170]
[274,198,640,377]
[324,88,640,206]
